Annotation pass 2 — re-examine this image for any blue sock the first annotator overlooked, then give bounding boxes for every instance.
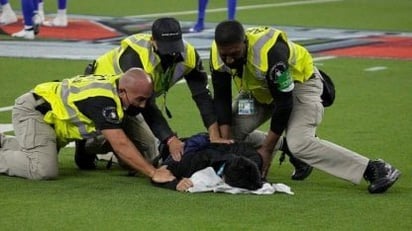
[227,0,236,20]
[0,0,9,6]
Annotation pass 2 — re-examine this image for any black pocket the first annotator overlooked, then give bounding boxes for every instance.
[319,69,336,107]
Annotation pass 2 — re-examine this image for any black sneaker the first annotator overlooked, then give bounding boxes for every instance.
[289,155,313,181]
[364,159,401,194]
[279,138,313,181]
[74,140,97,170]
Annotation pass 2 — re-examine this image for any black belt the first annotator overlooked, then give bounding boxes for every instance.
[294,73,316,83]
[308,73,317,80]
[33,93,52,115]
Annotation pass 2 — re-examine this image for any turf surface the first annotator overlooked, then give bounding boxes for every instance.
[0,0,411,230]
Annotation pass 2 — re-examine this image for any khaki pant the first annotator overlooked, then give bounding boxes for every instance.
[230,70,369,184]
[0,92,58,180]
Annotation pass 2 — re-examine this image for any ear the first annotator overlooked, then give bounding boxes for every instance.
[151,40,158,50]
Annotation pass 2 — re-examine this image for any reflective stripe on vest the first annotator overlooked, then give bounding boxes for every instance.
[60,79,118,138]
[114,35,195,96]
[211,27,314,103]
[112,47,123,74]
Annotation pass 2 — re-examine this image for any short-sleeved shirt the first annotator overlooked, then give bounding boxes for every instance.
[75,96,123,131]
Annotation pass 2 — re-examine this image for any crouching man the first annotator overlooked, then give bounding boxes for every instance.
[0,68,174,183]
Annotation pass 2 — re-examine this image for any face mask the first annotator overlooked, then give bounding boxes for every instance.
[226,57,245,69]
[124,105,143,116]
[159,53,183,64]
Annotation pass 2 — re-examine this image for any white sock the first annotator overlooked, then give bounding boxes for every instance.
[57,9,67,17]
[38,2,44,12]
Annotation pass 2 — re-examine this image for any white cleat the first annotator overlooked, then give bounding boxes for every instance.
[43,15,68,27]
[0,11,18,25]
[12,29,35,40]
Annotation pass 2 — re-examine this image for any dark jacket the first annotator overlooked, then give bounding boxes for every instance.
[152,136,262,190]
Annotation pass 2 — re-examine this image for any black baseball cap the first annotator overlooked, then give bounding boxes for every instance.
[151,17,184,55]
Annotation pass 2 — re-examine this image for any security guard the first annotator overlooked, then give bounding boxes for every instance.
[210,20,400,193]
[79,17,231,167]
[0,68,175,183]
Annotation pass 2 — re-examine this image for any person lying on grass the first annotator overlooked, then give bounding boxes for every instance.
[152,133,264,192]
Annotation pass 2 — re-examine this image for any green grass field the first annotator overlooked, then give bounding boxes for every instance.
[1,0,411,230]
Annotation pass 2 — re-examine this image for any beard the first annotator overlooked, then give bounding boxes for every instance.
[159,53,183,64]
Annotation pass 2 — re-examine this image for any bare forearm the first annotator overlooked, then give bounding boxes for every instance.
[219,124,231,139]
[208,122,221,141]
[114,143,156,177]
[261,130,280,153]
[102,129,156,177]
[208,122,234,144]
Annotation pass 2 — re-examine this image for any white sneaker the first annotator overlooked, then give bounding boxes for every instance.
[12,29,35,40]
[0,10,18,25]
[43,15,68,27]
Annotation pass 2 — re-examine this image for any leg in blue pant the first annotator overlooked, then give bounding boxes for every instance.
[227,0,236,20]
[12,0,40,39]
[190,0,237,33]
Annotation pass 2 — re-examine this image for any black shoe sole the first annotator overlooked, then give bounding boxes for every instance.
[368,169,401,194]
[291,166,313,181]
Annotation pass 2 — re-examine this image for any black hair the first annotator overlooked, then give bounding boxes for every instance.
[223,155,263,190]
[214,20,246,46]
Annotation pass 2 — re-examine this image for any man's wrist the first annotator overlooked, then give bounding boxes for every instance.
[166,135,177,146]
[148,169,156,178]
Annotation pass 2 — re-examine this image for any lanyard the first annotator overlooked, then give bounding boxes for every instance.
[161,65,175,119]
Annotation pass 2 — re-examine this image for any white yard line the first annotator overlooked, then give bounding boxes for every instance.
[364,66,387,72]
[125,0,342,18]
[0,106,13,112]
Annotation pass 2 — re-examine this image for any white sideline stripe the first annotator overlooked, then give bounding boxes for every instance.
[0,106,13,112]
[314,56,336,61]
[364,66,387,72]
[125,0,342,18]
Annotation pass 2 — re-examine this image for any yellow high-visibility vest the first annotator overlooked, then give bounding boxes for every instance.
[211,26,314,104]
[33,74,124,147]
[94,34,197,96]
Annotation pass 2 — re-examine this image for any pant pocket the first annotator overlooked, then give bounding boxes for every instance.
[15,118,52,150]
